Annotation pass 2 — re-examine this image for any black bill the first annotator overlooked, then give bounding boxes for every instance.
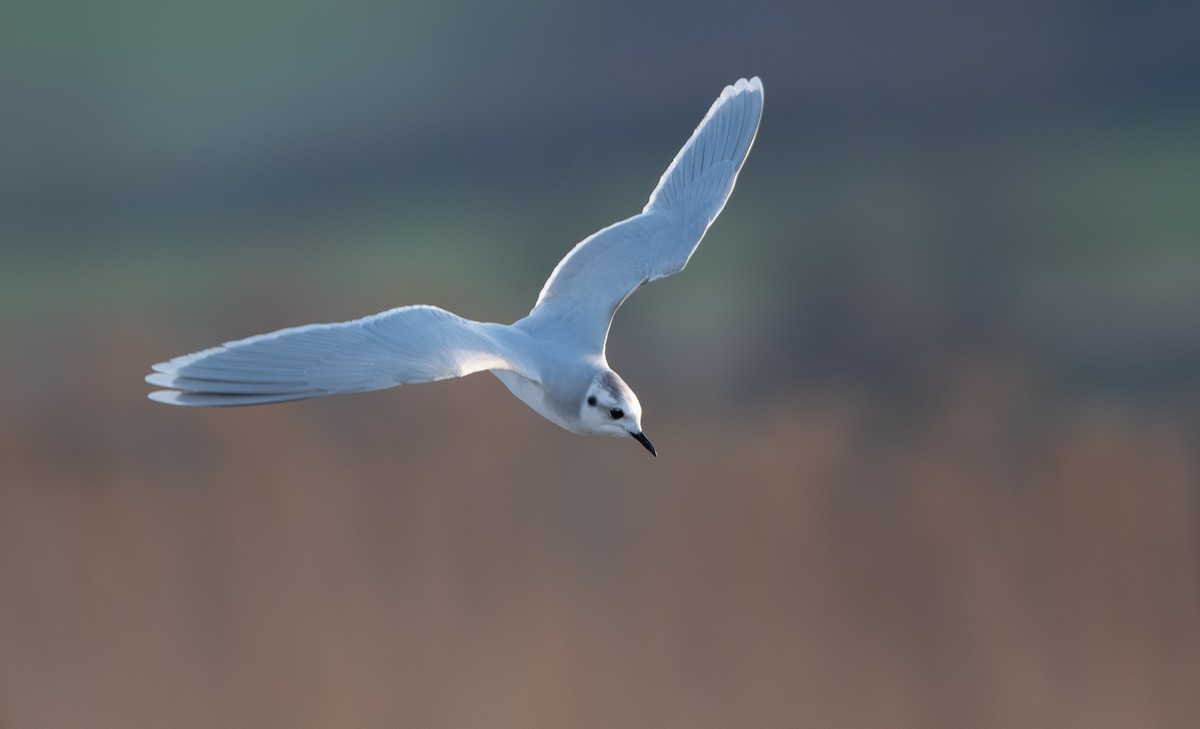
[631,431,657,457]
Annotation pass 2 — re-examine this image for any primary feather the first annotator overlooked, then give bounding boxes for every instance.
[525,77,763,350]
[147,305,531,406]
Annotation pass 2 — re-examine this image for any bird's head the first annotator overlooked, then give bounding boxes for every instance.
[578,370,655,456]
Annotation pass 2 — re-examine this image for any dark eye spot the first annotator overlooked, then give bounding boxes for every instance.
[609,408,624,420]
[587,396,597,406]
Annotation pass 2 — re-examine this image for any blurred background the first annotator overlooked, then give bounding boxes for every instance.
[2,1,1198,727]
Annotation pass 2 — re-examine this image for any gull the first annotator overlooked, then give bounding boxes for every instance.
[147,77,764,456]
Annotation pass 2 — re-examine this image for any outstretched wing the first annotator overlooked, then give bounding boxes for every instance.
[146,305,532,406]
[524,77,763,349]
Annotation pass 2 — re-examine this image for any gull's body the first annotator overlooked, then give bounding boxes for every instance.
[147,78,765,455]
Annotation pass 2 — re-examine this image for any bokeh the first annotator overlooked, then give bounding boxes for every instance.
[2,1,1198,727]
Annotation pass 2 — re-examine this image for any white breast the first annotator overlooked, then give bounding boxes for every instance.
[491,369,581,433]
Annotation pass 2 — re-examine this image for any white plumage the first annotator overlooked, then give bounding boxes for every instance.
[148,78,765,454]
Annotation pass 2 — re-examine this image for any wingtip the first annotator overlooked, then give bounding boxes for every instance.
[719,77,763,105]
[145,372,174,387]
[734,76,763,94]
[147,389,182,405]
